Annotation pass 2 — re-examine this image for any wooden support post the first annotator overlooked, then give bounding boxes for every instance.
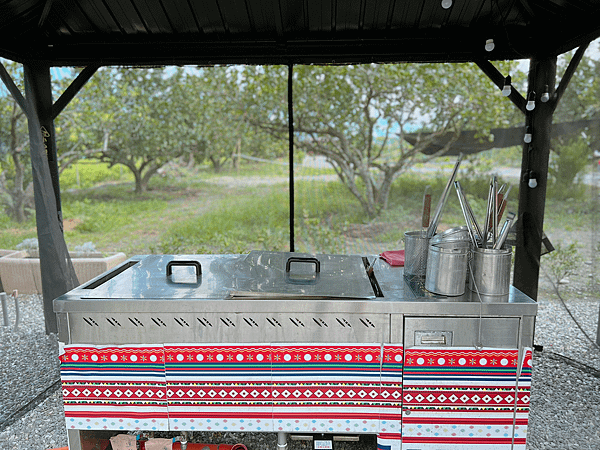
[24,61,78,334]
[25,61,63,225]
[513,56,557,300]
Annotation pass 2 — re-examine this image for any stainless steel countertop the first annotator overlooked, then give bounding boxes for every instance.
[53,253,537,316]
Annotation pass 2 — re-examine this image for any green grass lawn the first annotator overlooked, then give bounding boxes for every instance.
[0,159,595,258]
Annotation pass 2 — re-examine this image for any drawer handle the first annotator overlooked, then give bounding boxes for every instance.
[420,335,447,345]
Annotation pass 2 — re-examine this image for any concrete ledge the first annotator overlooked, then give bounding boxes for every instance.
[0,250,128,294]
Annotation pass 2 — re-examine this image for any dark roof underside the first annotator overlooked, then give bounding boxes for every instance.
[1,0,600,67]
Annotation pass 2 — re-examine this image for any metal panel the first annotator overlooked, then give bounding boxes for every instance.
[403,316,520,349]
[66,311,391,345]
[83,252,376,300]
[3,0,600,65]
[188,0,229,35]
[102,0,151,34]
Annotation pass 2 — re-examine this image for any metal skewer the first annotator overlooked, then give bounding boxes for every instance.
[461,189,484,245]
[454,181,478,248]
[426,154,463,238]
[455,181,483,246]
[492,176,498,246]
[482,178,494,248]
[494,212,516,250]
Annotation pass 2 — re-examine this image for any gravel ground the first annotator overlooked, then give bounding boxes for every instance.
[0,291,598,450]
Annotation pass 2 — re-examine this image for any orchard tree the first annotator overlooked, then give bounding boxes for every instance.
[554,41,600,124]
[184,66,286,172]
[62,67,199,193]
[0,61,32,222]
[242,63,521,218]
[548,42,600,193]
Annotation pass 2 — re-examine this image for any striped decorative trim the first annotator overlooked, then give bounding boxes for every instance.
[60,343,531,449]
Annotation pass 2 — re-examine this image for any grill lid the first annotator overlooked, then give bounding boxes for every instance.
[84,251,376,300]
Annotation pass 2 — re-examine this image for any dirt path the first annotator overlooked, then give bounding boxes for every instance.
[203,174,338,188]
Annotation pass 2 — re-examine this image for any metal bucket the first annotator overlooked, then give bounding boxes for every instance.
[404,231,430,278]
[469,247,512,302]
[425,241,470,296]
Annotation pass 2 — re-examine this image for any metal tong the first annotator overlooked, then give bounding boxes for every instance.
[454,181,482,248]
[482,176,512,248]
[494,211,516,250]
[426,154,463,238]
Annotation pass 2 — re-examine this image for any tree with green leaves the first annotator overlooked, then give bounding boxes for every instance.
[183,66,286,173]
[61,67,199,193]
[241,63,521,218]
[0,61,32,222]
[548,43,600,195]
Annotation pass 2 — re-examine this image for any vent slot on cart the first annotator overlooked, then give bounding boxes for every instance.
[220,317,236,327]
[197,317,213,327]
[336,317,352,327]
[83,317,99,327]
[174,317,190,327]
[128,317,144,327]
[267,317,282,327]
[313,317,328,327]
[243,317,259,327]
[360,318,376,328]
[289,317,305,327]
[69,312,390,344]
[151,317,167,327]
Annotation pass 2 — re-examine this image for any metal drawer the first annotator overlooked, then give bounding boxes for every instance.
[403,316,520,348]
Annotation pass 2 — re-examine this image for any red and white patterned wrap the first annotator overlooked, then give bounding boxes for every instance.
[59,343,532,450]
[401,347,532,449]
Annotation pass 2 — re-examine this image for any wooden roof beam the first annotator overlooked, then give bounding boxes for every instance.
[38,0,55,28]
[0,61,29,116]
[552,41,590,112]
[475,59,527,114]
[52,64,99,119]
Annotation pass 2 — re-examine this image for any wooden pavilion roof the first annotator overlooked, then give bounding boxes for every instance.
[1,0,600,66]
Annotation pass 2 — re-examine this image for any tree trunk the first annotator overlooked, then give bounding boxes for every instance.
[209,155,222,173]
[140,162,161,192]
[133,171,144,194]
[186,153,195,170]
[123,162,145,194]
[10,105,26,223]
[232,135,242,171]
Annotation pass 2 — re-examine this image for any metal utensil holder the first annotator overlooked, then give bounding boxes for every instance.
[425,241,470,296]
[404,231,430,279]
[469,247,512,302]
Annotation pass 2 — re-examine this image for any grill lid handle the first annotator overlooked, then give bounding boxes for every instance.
[285,256,320,273]
[166,260,202,277]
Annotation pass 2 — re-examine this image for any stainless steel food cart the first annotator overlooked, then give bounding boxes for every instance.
[55,251,536,450]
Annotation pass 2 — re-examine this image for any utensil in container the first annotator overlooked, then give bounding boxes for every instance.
[454,181,479,248]
[494,211,516,250]
[422,186,432,235]
[426,154,463,238]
